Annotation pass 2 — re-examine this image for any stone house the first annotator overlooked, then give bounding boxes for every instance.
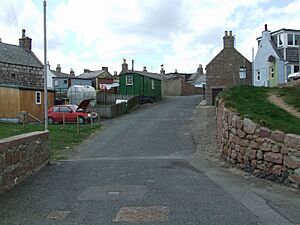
[254,25,300,86]
[206,31,252,105]
[0,29,54,122]
[77,67,114,92]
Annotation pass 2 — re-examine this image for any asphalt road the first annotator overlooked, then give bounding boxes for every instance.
[1,96,299,225]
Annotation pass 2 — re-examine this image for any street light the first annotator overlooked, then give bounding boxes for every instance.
[43,0,48,130]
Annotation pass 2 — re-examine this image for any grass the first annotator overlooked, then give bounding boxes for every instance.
[219,85,300,135]
[275,87,300,112]
[0,123,102,160]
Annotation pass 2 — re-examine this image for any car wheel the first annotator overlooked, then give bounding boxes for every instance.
[48,118,54,124]
[79,117,85,124]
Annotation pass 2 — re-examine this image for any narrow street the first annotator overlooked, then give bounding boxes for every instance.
[0,96,299,225]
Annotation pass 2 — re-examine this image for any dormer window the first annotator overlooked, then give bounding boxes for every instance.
[287,33,300,46]
[277,34,283,47]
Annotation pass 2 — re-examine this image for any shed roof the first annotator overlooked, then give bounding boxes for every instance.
[0,42,43,68]
[122,70,162,80]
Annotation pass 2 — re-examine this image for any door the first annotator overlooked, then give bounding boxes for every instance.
[212,88,223,105]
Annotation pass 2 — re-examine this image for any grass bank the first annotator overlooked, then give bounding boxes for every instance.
[219,85,300,135]
[0,123,102,160]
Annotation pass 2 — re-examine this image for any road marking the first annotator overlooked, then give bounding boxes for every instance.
[113,206,169,223]
[61,155,189,162]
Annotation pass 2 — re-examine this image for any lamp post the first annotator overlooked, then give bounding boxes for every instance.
[43,0,48,130]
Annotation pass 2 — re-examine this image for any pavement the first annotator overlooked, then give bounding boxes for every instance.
[0,95,300,225]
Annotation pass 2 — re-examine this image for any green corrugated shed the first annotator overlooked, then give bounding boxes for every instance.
[119,71,162,99]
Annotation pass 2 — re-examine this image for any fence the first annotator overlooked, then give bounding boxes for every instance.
[95,93,139,119]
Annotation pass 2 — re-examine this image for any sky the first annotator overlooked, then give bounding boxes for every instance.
[0,0,300,75]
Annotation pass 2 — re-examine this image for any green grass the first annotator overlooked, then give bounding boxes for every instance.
[275,87,300,112]
[219,85,300,135]
[0,123,102,160]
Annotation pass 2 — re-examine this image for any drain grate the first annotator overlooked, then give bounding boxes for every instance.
[46,210,71,220]
[113,206,169,223]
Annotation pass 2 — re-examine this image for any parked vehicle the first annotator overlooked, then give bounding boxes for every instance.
[287,72,300,81]
[48,99,97,124]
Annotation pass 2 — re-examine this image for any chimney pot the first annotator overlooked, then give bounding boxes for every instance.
[229,31,232,36]
[102,66,108,72]
[22,29,26,38]
[264,24,268,31]
[225,31,228,36]
[143,66,147,72]
[223,30,235,48]
[0,38,2,43]
[121,58,128,73]
[114,71,118,76]
[70,68,75,76]
[84,69,90,73]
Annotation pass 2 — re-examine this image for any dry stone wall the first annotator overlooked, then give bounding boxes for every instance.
[0,131,49,192]
[216,99,300,188]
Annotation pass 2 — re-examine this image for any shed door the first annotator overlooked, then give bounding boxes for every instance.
[212,88,223,105]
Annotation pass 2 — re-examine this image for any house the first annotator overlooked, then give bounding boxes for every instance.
[253,24,300,86]
[163,65,203,96]
[119,59,162,100]
[205,31,252,105]
[0,29,54,122]
[77,67,115,92]
[50,64,92,101]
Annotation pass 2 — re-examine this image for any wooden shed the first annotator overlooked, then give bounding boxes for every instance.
[119,70,162,100]
[0,85,55,123]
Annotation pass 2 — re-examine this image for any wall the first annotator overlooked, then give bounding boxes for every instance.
[163,78,202,96]
[0,131,49,192]
[0,86,19,118]
[0,62,43,89]
[216,99,300,188]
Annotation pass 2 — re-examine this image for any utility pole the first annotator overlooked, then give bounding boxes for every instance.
[43,0,48,130]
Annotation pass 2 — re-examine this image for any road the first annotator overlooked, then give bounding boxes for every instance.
[1,96,300,225]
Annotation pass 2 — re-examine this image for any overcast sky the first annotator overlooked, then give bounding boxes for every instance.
[1,0,300,75]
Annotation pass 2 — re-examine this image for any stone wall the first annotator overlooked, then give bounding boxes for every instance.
[0,62,44,88]
[216,99,300,188]
[163,79,203,96]
[0,131,49,192]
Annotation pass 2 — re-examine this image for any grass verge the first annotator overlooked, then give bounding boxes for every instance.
[219,85,300,135]
[0,123,102,160]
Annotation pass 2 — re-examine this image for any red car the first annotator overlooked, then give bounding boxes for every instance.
[48,99,97,124]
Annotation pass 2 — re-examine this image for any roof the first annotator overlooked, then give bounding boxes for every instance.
[51,70,73,78]
[77,70,112,79]
[269,40,284,61]
[121,70,162,80]
[0,42,43,68]
[257,28,300,40]
[0,83,55,92]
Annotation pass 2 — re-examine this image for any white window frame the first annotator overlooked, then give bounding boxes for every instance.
[35,91,41,104]
[287,33,300,47]
[151,80,155,90]
[126,76,133,85]
[256,70,261,81]
[54,80,58,86]
[269,67,274,79]
[277,34,283,47]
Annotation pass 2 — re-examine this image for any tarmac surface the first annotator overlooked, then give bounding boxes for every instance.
[0,95,299,225]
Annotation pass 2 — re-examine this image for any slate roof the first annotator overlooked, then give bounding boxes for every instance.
[122,70,162,80]
[77,70,107,79]
[0,42,43,68]
[51,70,74,78]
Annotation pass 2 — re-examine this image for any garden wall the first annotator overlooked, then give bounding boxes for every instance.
[216,99,300,188]
[0,131,49,192]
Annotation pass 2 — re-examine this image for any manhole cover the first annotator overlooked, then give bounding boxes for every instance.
[113,206,169,223]
[46,210,71,220]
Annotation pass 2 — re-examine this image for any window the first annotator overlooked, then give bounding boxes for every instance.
[269,67,274,79]
[35,91,41,104]
[63,79,67,84]
[54,80,58,86]
[277,34,283,47]
[151,80,155,90]
[256,70,260,81]
[126,76,133,85]
[287,33,300,46]
[295,65,299,73]
[287,64,299,75]
[11,73,16,79]
[288,34,293,45]
[239,67,247,79]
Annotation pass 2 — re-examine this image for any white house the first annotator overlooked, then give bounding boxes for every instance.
[253,25,285,87]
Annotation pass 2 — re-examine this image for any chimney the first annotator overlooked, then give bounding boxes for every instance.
[262,24,271,41]
[56,64,61,73]
[121,58,128,72]
[197,64,203,74]
[143,66,147,72]
[175,69,178,73]
[114,71,118,76]
[160,64,165,74]
[223,30,235,48]
[84,69,91,73]
[0,38,2,43]
[102,66,108,72]
[19,29,32,51]
[70,68,75,76]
